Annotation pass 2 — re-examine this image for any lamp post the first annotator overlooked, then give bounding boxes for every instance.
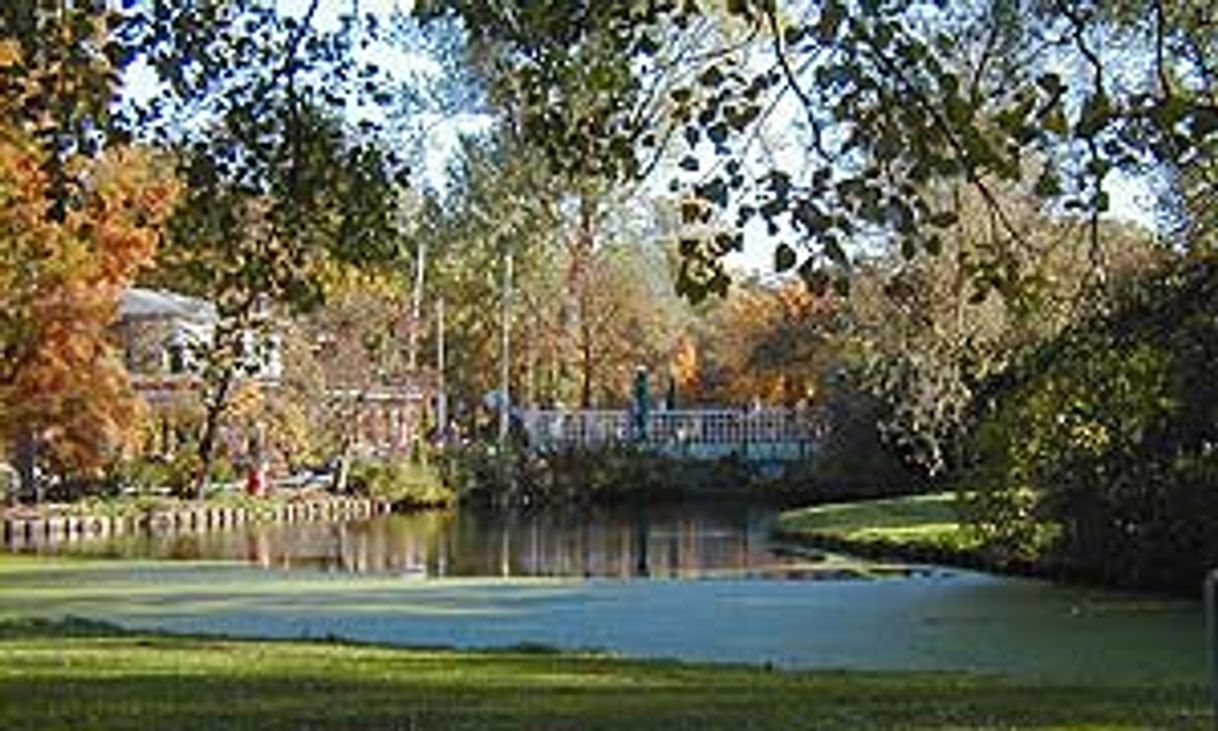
[498,249,514,449]
[436,297,447,443]
[408,237,426,372]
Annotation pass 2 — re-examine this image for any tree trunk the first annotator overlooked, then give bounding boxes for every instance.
[14,429,37,505]
[331,393,366,494]
[195,366,235,499]
[580,321,593,409]
[572,192,597,410]
[331,441,352,494]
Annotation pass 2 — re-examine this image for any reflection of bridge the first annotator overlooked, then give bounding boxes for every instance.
[520,408,823,462]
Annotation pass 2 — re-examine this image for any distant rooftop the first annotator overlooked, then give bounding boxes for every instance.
[119,288,216,322]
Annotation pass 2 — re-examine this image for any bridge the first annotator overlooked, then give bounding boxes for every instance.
[519,408,823,462]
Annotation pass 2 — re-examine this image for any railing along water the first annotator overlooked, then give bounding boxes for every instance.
[520,408,822,462]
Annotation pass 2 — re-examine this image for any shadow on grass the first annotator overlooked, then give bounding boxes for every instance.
[0,617,1207,731]
[0,616,128,639]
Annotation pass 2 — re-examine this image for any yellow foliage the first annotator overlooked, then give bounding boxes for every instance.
[319,258,409,301]
[671,336,699,390]
[0,40,19,69]
[0,126,179,474]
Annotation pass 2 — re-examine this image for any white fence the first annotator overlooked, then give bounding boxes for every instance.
[520,408,824,462]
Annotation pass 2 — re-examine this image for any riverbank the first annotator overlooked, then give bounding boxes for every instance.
[0,615,1205,730]
[0,493,396,550]
[772,492,1047,576]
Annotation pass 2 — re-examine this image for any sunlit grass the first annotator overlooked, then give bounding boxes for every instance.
[776,492,978,552]
[0,616,1206,730]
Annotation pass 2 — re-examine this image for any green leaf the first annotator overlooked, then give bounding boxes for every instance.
[699,66,725,88]
[695,177,729,208]
[832,273,851,297]
[1034,168,1062,198]
[819,0,846,41]
[1076,92,1112,138]
[775,243,798,272]
[925,234,943,256]
[684,126,701,147]
[1036,73,1064,96]
[799,259,830,296]
[680,199,705,224]
[1190,105,1218,138]
[1042,104,1069,136]
[823,235,847,265]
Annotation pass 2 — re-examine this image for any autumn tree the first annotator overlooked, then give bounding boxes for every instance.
[843,184,1162,474]
[416,137,560,420]
[294,267,417,491]
[419,133,690,418]
[0,28,178,496]
[689,279,838,406]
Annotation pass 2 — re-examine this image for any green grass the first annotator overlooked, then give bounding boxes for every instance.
[776,492,979,553]
[0,616,1207,730]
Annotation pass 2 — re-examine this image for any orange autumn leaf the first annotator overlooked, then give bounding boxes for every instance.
[0,128,179,474]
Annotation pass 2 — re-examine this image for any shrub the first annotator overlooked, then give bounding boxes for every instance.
[964,254,1218,591]
[348,457,455,508]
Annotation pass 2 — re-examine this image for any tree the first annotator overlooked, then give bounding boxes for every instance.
[0,9,179,497]
[130,0,407,492]
[842,183,1161,474]
[964,252,1218,591]
[411,137,559,422]
[295,267,416,491]
[418,1,1218,299]
[419,132,692,418]
[0,1,126,219]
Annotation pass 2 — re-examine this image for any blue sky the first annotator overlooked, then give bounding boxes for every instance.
[122,0,1159,275]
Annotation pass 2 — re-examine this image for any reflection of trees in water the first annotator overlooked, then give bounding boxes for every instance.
[55,504,777,578]
[336,513,451,575]
[436,504,765,578]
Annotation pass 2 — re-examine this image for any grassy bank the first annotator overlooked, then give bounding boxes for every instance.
[772,492,1005,569]
[776,492,973,548]
[0,616,1206,730]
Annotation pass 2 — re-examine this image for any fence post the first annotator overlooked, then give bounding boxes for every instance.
[1208,570,1218,730]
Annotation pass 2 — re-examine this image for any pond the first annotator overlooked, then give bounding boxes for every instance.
[36,500,905,580]
[3,500,1206,685]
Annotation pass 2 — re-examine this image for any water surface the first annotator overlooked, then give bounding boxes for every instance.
[3,501,1204,684]
[40,501,900,579]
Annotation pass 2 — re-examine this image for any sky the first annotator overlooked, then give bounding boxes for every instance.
[122,0,1161,277]
[122,0,489,192]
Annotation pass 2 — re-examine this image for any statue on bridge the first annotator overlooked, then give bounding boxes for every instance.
[631,366,651,444]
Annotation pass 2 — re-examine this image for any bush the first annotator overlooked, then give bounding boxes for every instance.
[964,254,1218,592]
[806,378,931,500]
[348,457,455,508]
[110,453,193,495]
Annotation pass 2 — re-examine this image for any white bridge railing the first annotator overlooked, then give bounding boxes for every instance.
[520,408,824,461]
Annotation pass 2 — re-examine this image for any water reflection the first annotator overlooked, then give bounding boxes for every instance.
[43,502,837,579]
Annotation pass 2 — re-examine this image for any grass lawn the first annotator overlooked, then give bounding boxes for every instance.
[775,492,979,553]
[0,616,1207,730]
